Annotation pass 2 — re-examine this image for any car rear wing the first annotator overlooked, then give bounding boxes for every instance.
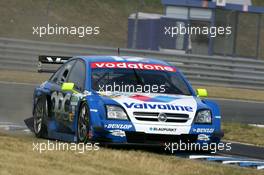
[38,55,72,72]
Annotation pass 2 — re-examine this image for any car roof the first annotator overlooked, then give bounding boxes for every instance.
[74,55,173,66]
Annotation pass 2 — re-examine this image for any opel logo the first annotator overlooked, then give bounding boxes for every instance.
[158,113,167,122]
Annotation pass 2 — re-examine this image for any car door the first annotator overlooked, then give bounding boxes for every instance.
[63,59,86,128]
[49,59,77,126]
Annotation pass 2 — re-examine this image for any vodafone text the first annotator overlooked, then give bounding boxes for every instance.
[91,62,176,72]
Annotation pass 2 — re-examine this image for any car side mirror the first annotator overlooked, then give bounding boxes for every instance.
[197,88,208,97]
[61,82,78,93]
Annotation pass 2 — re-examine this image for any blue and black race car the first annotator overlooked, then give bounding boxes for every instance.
[27,55,223,146]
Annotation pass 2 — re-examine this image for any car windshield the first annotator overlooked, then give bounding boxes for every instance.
[91,67,192,95]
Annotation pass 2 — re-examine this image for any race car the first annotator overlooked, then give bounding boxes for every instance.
[26,55,223,147]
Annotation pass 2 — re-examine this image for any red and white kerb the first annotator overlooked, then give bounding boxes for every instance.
[91,62,176,72]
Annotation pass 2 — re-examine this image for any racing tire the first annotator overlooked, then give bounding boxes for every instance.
[33,97,48,138]
[77,102,90,143]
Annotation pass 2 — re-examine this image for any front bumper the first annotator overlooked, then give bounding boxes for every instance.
[92,125,224,145]
[125,132,198,144]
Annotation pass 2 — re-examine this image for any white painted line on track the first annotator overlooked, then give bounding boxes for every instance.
[23,129,31,133]
[222,140,264,147]
[189,155,217,159]
[0,122,28,131]
[0,80,37,86]
[249,124,264,128]
[179,154,264,170]
[257,165,264,170]
[222,160,264,164]
[0,122,14,125]
[211,98,264,104]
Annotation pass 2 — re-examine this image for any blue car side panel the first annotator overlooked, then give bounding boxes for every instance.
[34,81,80,138]
[203,99,221,132]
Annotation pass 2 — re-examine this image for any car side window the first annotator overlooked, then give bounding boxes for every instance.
[50,65,64,83]
[50,60,76,85]
[67,60,86,92]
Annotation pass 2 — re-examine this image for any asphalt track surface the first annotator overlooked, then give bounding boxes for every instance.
[214,99,264,124]
[0,82,34,125]
[0,82,263,125]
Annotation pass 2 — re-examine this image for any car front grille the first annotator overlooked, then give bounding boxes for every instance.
[133,112,190,123]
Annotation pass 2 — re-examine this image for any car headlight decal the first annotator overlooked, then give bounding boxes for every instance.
[106,105,128,120]
[194,109,212,124]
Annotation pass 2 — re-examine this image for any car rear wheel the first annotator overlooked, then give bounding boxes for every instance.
[33,97,47,138]
[77,103,90,142]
